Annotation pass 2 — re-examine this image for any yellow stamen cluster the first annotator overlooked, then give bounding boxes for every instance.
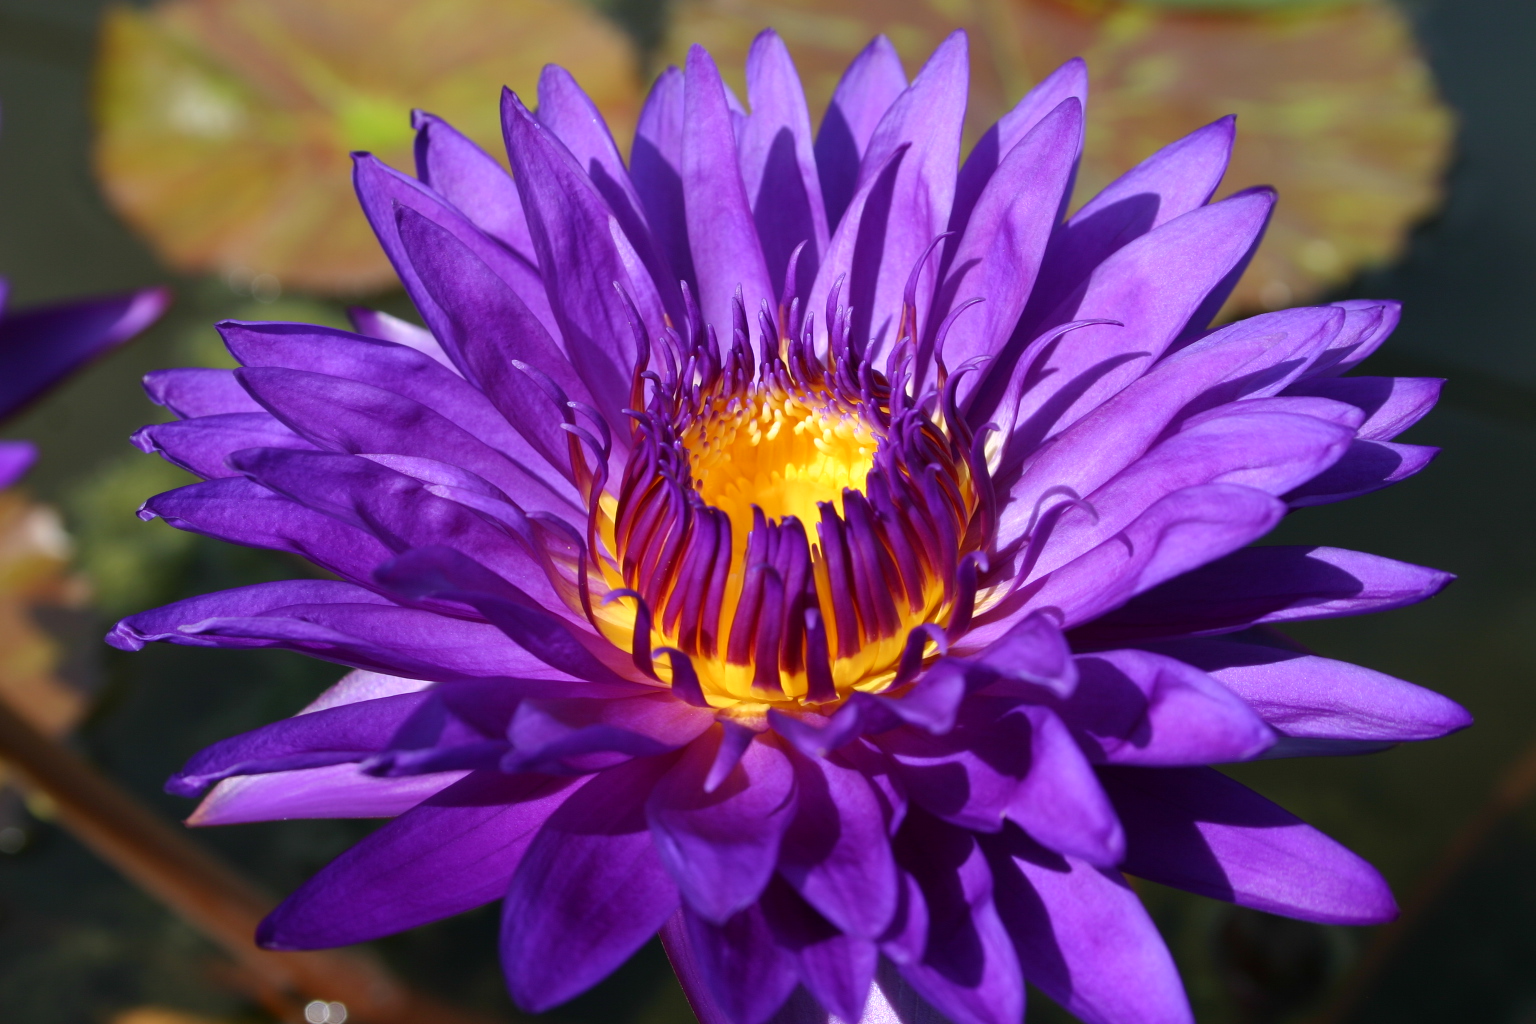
[589,382,967,716]
[682,384,877,557]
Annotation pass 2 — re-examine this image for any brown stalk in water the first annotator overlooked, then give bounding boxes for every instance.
[0,693,510,1024]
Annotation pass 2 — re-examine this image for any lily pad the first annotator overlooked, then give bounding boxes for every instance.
[94,0,642,295]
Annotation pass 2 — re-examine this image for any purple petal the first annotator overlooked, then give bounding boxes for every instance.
[989,188,1277,442]
[109,578,392,649]
[648,730,798,922]
[1144,635,1471,741]
[347,307,458,372]
[109,578,581,684]
[878,658,970,733]
[959,611,1079,696]
[815,35,908,231]
[880,698,1034,833]
[1283,375,1441,441]
[189,762,467,825]
[1210,396,1370,429]
[234,366,581,519]
[168,690,436,795]
[770,702,878,760]
[132,412,311,480]
[1062,649,1275,765]
[740,30,830,297]
[1284,440,1438,507]
[758,964,956,1024]
[505,693,714,774]
[1076,545,1454,644]
[682,901,802,1024]
[660,911,732,1024]
[994,304,1349,556]
[226,447,574,608]
[894,809,1024,1024]
[411,111,535,263]
[143,367,262,418]
[0,286,169,419]
[534,65,633,216]
[949,58,1087,243]
[1024,116,1234,327]
[631,66,697,294]
[760,876,878,1022]
[778,747,899,939]
[0,441,36,488]
[187,666,449,822]
[1025,410,1352,581]
[1020,483,1286,629]
[501,89,662,444]
[1301,300,1401,378]
[1005,706,1124,866]
[352,153,557,345]
[374,546,641,687]
[879,868,928,966]
[683,45,776,343]
[841,739,909,837]
[1101,765,1397,924]
[395,205,593,481]
[926,98,1082,390]
[663,908,800,1024]
[537,64,682,321]
[812,32,968,361]
[674,892,948,1024]
[972,188,1276,437]
[299,668,434,711]
[983,825,1192,1024]
[218,320,545,476]
[261,771,581,948]
[501,753,682,1012]
[140,477,397,589]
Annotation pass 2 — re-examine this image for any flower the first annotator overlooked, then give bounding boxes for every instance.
[0,279,170,488]
[113,30,1467,1024]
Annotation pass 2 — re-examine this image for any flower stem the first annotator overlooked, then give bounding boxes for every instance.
[0,693,510,1024]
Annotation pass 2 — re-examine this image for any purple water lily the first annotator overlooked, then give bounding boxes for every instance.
[0,262,168,485]
[113,29,1464,1024]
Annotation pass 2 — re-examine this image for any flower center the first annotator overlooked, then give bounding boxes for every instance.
[581,301,989,715]
[681,385,877,562]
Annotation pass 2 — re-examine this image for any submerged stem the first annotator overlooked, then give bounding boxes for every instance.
[0,694,509,1024]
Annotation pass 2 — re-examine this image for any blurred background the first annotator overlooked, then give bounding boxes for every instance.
[0,0,1532,1021]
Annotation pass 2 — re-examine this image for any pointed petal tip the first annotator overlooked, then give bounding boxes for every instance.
[163,773,203,799]
[126,285,174,330]
[254,911,314,953]
[500,85,533,120]
[1229,184,1279,206]
[104,621,145,652]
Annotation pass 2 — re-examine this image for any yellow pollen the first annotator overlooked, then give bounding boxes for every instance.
[682,385,878,551]
[587,380,977,715]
